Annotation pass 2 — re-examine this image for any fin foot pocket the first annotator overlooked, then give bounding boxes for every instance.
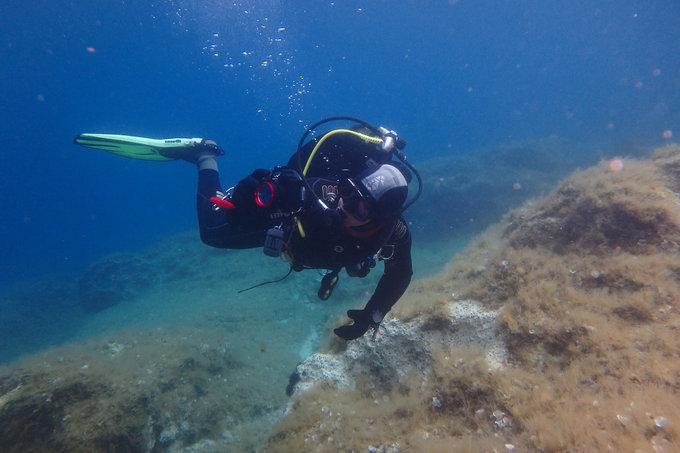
[318,270,340,300]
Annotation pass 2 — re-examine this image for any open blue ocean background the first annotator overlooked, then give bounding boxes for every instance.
[1,1,678,361]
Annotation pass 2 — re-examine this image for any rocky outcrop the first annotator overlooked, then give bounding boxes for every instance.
[0,327,287,453]
[3,145,680,453]
[265,146,680,453]
[289,300,505,397]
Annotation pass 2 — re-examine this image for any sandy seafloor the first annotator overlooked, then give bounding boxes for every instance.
[2,139,680,452]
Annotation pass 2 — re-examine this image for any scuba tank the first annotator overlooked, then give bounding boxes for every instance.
[295,116,422,216]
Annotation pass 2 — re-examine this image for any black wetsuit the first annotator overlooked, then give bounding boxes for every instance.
[195,166,412,320]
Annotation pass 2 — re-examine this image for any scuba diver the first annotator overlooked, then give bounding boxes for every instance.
[74,117,422,340]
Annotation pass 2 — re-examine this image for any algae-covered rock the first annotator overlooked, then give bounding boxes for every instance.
[289,301,504,398]
[4,144,680,453]
[502,157,680,255]
[264,146,680,453]
[0,327,283,453]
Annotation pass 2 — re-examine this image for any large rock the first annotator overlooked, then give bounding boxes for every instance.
[289,300,505,397]
[265,147,680,453]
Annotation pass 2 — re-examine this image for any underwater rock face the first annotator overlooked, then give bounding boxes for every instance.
[289,301,504,397]
[3,145,680,453]
[265,146,680,453]
[502,161,680,256]
[0,327,288,453]
[269,302,509,453]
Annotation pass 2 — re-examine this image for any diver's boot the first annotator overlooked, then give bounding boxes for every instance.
[196,148,220,171]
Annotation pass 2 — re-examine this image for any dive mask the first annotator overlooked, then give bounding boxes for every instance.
[339,177,373,222]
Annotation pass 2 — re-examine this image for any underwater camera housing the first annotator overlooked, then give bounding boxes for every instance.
[254,167,305,218]
[256,168,304,258]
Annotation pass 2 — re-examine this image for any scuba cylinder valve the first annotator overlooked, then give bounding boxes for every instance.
[378,127,405,153]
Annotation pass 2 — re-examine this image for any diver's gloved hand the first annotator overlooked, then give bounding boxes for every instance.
[334,308,381,341]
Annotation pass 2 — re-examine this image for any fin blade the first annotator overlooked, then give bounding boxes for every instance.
[73,133,204,161]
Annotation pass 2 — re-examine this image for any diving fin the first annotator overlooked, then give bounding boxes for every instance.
[73,133,211,161]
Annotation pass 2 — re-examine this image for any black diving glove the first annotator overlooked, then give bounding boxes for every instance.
[333,308,381,341]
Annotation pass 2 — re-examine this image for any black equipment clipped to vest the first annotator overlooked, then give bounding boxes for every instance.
[263,225,287,257]
[254,167,303,258]
[345,255,376,278]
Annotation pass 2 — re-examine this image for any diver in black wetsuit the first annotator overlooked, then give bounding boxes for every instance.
[184,118,420,341]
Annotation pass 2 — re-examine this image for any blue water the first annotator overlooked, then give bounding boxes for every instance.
[1,1,678,334]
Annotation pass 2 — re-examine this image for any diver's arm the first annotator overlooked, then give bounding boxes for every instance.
[334,219,412,340]
[364,219,413,317]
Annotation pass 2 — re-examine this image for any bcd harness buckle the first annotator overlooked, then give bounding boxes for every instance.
[376,245,395,261]
[210,187,235,211]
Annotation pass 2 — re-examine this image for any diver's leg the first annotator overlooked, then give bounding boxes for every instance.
[195,154,267,249]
